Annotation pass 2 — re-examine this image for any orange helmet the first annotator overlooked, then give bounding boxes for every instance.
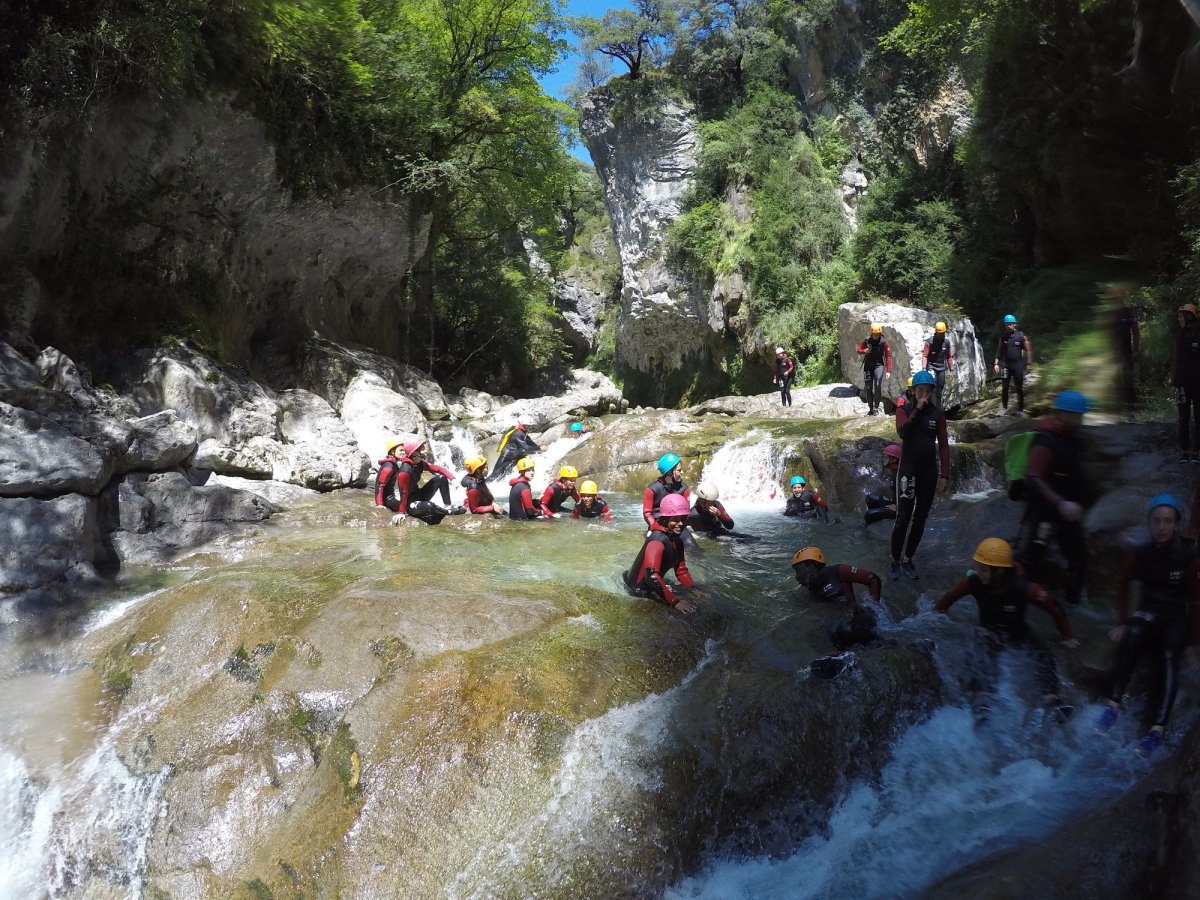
[973,538,1014,568]
[1179,303,1199,317]
[870,323,883,335]
[792,547,826,567]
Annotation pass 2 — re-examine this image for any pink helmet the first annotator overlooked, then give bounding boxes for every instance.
[660,494,690,517]
[402,436,426,457]
[883,444,902,461]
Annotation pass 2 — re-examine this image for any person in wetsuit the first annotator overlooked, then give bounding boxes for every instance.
[572,480,613,522]
[1171,303,1200,463]
[864,444,901,526]
[784,475,832,523]
[922,321,954,409]
[643,452,690,529]
[492,422,541,481]
[623,493,698,613]
[792,546,884,651]
[508,457,548,520]
[376,435,464,523]
[775,346,795,407]
[993,314,1033,417]
[689,482,735,535]
[461,455,504,517]
[1108,284,1140,422]
[934,537,1079,723]
[1095,494,1200,757]
[1015,390,1091,607]
[890,370,950,580]
[540,465,581,517]
[856,323,891,416]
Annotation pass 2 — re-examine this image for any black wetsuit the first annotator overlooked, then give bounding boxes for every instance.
[508,475,543,520]
[623,530,693,606]
[573,497,611,520]
[785,490,829,523]
[1173,327,1200,454]
[1017,424,1088,606]
[998,329,1029,413]
[859,336,889,413]
[924,333,951,407]
[864,469,897,525]
[1109,538,1200,728]
[492,427,538,481]
[689,500,735,534]
[1113,306,1138,415]
[803,563,882,648]
[776,354,795,407]
[891,399,949,562]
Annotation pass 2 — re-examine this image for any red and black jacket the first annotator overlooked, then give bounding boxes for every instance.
[626,531,694,606]
[573,497,612,521]
[857,336,891,373]
[643,479,690,527]
[375,457,402,511]
[540,479,581,514]
[689,500,734,533]
[936,571,1072,641]
[391,457,454,515]
[805,564,881,606]
[508,475,544,520]
[462,473,498,515]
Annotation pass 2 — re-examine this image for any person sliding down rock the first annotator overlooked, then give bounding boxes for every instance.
[689,482,734,535]
[540,465,581,517]
[572,481,613,522]
[491,421,541,481]
[864,444,901,526]
[623,493,698,614]
[461,455,504,517]
[377,435,465,524]
[890,370,950,580]
[508,457,548,520]
[644,452,690,529]
[1095,495,1200,757]
[783,476,833,523]
[791,546,885,658]
[933,538,1078,724]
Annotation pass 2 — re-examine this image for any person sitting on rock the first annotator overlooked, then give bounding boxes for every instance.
[792,546,884,650]
[1095,495,1200,757]
[508,457,548,520]
[922,321,954,408]
[540,465,581,517]
[933,537,1079,724]
[492,421,541,481]
[572,480,612,521]
[689,482,735,535]
[623,493,698,614]
[865,444,901,526]
[378,435,465,523]
[856,323,891,416]
[783,475,831,523]
[461,455,504,517]
[644,452,690,529]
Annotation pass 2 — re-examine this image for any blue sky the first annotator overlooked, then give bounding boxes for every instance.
[537,0,633,163]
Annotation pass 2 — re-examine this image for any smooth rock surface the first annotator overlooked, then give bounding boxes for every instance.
[689,385,867,420]
[0,494,98,591]
[338,372,428,465]
[293,339,449,421]
[276,389,371,490]
[0,401,110,497]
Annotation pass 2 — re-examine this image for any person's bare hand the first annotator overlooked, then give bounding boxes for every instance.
[674,598,698,614]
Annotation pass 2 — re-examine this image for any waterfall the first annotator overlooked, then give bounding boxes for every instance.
[529,433,593,479]
[430,425,482,505]
[698,430,792,505]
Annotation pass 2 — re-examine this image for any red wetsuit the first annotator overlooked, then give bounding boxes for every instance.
[508,475,545,520]
[643,479,691,527]
[540,479,581,514]
[393,457,454,515]
[624,530,694,606]
[805,564,881,606]
[935,572,1072,641]
[462,473,499,515]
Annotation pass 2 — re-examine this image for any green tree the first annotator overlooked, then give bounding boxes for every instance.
[571,0,679,79]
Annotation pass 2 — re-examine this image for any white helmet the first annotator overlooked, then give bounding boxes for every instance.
[697,482,719,501]
[775,347,785,355]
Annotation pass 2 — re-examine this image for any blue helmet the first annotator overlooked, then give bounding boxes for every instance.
[1003,314,1017,324]
[1053,390,1089,414]
[657,453,681,475]
[912,370,936,387]
[790,475,806,487]
[569,422,583,433]
[1147,494,1182,519]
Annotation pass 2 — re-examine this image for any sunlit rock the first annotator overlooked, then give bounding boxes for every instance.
[0,493,98,591]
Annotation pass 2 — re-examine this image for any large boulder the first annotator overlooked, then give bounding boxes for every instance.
[127,410,198,470]
[0,494,99,592]
[338,372,428,464]
[276,389,371,490]
[837,302,987,409]
[291,338,449,421]
[0,401,110,497]
[478,369,624,434]
[689,386,867,420]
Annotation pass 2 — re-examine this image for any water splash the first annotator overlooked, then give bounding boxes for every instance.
[430,425,485,505]
[699,430,792,505]
[528,432,593,478]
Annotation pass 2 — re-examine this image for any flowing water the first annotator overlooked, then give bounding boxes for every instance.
[0,438,1185,898]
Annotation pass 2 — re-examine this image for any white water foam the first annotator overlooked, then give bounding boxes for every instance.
[699,431,792,506]
[528,433,592,479]
[83,586,171,635]
[430,425,482,506]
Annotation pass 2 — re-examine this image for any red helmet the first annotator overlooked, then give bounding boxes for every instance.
[659,494,690,518]
[883,444,902,461]
[402,437,426,457]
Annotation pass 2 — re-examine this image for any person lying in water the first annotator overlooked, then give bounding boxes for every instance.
[792,546,884,649]
[572,481,613,522]
[623,493,698,614]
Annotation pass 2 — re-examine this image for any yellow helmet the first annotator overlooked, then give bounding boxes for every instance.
[559,465,579,479]
[973,537,1014,568]
[792,546,826,567]
[578,480,599,495]
[906,375,914,388]
[463,454,487,475]
[935,321,947,333]
[516,457,535,473]
[385,436,404,455]
[870,323,883,335]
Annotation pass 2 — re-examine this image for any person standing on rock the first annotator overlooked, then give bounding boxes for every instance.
[380,436,465,523]
[461,455,504,517]
[922,321,954,409]
[1015,391,1092,607]
[890,370,950,580]
[864,444,901,526]
[1095,495,1200,757]
[492,421,541,481]
[1171,303,1200,463]
[993,314,1033,417]
[784,476,832,523]
[644,453,690,529]
[623,493,698,614]
[933,538,1079,723]
[508,457,548,520]
[540,465,581,517]
[775,347,795,407]
[856,323,891,416]
[689,482,735,535]
[572,481,613,522]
